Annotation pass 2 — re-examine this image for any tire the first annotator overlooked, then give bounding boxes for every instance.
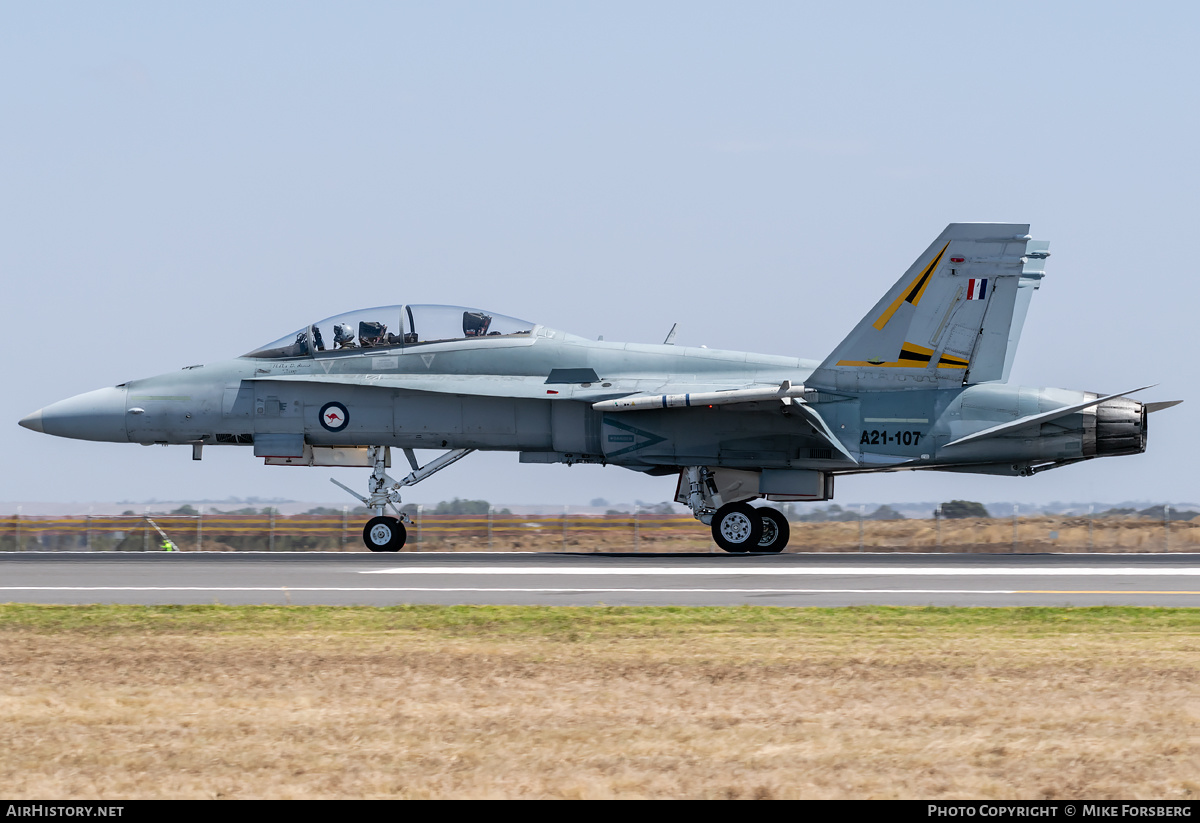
[756,507,790,553]
[710,502,763,553]
[363,516,407,552]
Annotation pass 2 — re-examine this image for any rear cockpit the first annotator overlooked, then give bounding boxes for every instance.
[243,304,536,359]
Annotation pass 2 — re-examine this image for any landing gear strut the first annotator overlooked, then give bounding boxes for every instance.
[332,446,474,552]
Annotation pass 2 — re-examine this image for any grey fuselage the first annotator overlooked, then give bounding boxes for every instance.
[20,324,1145,479]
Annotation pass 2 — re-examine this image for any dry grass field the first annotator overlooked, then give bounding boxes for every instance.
[1,605,1197,800]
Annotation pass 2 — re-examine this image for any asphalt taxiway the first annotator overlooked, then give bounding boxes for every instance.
[1,551,1197,607]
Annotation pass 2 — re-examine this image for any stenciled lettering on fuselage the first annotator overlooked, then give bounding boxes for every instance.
[860,429,923,446]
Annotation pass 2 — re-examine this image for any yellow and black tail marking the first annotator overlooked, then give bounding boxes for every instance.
[898,342,936,364]
[900,342,968,368]
[871,242,950,331]
[837,341,969,369]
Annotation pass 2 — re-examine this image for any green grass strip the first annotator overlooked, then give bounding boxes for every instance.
[0,603,1196,638]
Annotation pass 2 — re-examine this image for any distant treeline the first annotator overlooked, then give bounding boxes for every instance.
[791,500,1199,523]
[131,500,1198,522]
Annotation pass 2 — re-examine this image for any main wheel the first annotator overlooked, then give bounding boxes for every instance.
[756,507,790,553]
[363,516,407,552]
[711,502,763,553]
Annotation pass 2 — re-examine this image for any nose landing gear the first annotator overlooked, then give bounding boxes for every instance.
[332,446,474,551]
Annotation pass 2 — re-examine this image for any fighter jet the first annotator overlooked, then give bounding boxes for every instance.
[18,223,1180,552]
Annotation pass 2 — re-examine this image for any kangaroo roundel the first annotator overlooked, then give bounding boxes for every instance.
[319,401,350,432]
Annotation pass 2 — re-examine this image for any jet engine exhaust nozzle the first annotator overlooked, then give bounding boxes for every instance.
[1088,396,1146,458]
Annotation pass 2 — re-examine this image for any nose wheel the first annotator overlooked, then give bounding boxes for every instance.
[363,516,407,552]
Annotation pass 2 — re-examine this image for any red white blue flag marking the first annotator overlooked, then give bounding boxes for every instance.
[966,278,988,300]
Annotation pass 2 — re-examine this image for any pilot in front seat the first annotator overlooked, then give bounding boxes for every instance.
[333,324,357,348]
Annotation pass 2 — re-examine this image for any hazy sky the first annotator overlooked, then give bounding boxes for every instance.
[3,1,1197,509]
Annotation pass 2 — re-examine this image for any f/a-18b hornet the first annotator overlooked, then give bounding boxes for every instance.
[18,224,1181,552]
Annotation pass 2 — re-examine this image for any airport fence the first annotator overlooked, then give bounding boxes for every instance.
[0,508,1195,553]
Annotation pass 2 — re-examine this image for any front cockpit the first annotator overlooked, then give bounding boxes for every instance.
[243,304,536,359]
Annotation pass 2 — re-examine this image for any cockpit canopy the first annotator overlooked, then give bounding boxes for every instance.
[244,304,536,359]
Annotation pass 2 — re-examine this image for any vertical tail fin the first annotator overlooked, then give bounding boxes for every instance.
[805,223,1046,392]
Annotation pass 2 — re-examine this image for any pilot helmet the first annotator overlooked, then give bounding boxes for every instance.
[333,324,354,344]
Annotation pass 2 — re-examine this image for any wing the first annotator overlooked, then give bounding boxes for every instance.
[589,380,857,464]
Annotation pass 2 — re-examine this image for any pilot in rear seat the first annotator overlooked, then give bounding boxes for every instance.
[463,311,492,337]
[358,321,387,348]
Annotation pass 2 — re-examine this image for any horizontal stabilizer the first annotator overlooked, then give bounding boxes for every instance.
[1145,400,1183,414]
[942,385,1153,448]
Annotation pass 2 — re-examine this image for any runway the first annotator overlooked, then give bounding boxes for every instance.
[1,551,1198,606]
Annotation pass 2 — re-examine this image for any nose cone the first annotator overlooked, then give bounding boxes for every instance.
[20,386,129,442]
[18,409,44,433]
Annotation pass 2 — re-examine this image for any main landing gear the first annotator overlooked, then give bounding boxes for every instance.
[332,446,474,552]
[709,502,789,553]
[684,467,791,553]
